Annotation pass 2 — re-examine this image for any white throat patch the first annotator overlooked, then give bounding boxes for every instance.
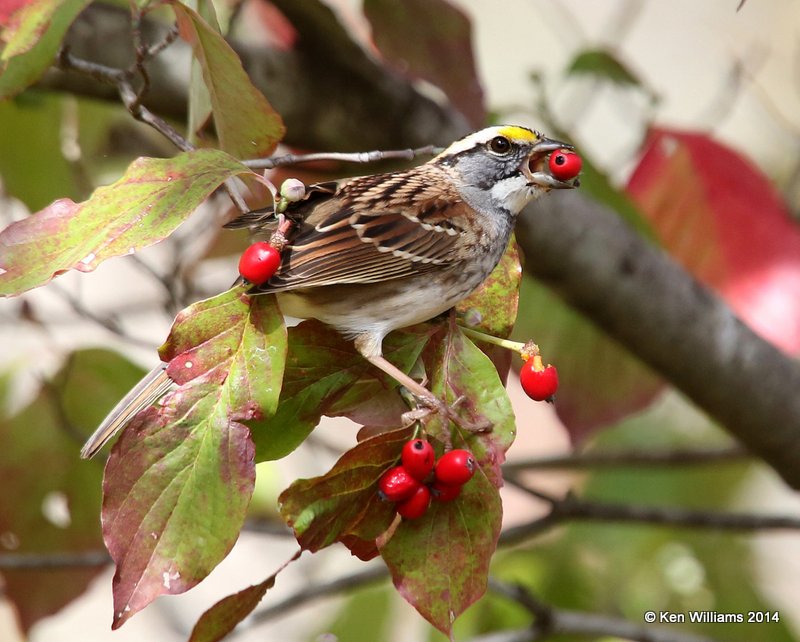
[490,174,535,215]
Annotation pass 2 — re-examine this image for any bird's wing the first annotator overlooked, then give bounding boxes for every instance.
[241,169,473,293]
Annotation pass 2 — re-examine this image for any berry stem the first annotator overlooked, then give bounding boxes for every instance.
[459,327,525,354]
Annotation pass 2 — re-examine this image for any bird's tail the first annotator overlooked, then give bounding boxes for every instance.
[80,363,174,459]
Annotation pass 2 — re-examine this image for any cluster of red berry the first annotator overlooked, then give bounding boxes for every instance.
[378,439,476,520]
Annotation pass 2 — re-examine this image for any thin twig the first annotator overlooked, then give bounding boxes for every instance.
[48,283,156,349]
[242,145,442,170]
[502,446,750,472]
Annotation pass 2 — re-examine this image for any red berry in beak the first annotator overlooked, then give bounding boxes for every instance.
[548,150,582,181]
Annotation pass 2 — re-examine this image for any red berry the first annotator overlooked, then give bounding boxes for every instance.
[548,149,582,181]
[396,484,431,519]
[434,449,476,486]
[431,480,462,502]
[520,359,559,401]
[238,241,281,285]
[378,466,421,502]
[401,439,435,481]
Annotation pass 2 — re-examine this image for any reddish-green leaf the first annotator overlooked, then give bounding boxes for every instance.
[627,128,800,354]
[102,287,286,628]
[325,325,434,428]
[364,0,485,127]
[188,550,301,642]
[378,466,501,635]
[0,0,91,99]
[172,2,285,158]
[279,427,412,552]
[0,149,252,296]
[456,237,522,382]
[0,349,143,631]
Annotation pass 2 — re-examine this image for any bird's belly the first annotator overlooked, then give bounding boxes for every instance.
[275,268,486,338]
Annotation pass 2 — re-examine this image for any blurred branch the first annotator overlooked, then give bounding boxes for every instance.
[0,551,110,569]
[40,3,468,151]
[482,579,723,642]
[242,565,388,633]
[500,481,800,546]
[503,446,749,472]
[517,192,800,490]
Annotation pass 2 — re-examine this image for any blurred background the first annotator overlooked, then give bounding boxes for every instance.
[2,0,800,640]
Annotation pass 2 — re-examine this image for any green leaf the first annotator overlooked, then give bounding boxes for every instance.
[364,0,485,127]
[565,48,641,87]
[423,322,516,484]
[0,148,252,296]
[102,287,286,629]
[172,1,285,158]
[279,427,412,552]
[250,321,428,462]
[0,349,142,632]
[456,236,522,339]
[0,0,92,99]
[379,469,502,635]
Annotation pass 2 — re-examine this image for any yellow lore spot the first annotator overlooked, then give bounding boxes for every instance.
[496,125,540,143]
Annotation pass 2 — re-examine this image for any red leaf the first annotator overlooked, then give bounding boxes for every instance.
[627,128,800,354]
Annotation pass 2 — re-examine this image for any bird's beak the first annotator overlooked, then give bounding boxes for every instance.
[522,137,579,190]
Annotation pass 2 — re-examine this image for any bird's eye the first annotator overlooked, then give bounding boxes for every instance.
[488,136,512,154]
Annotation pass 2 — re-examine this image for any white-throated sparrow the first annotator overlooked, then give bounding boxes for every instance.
[81,125,577,458]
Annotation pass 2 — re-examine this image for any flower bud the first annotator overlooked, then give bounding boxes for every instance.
[280,178,306,202]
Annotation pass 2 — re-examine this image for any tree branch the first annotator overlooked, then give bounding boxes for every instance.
[499,481,800,547]
[483,579,724,642]
[0,550,110,569]
[502,446,749,472]
[517,192,800,490]
[41,3,469,152]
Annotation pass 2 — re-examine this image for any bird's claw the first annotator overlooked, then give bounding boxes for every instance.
[399,391,492,435]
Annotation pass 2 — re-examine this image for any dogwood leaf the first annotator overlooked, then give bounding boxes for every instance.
[0,149,252,296]
[627,128,800,354]
[0,0,92,99]
[173,2,285,158]
[279,427,412,552]
[102,287,286,628]
[378,467,501,635]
